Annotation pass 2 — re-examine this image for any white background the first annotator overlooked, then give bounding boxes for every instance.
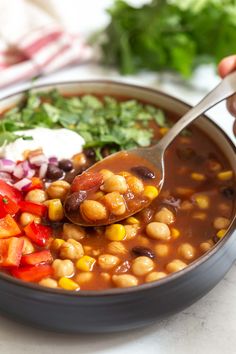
[0,1,236,353]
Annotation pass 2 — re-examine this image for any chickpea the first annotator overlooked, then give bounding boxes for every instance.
[39,278,58,288]
[47,180,70,200]
[100,272,111,282]
[80,200,108,221]
[154,244,169,258]
[72,152,87,167]
[154,207,175,224]
[112,274,138,288]
[166,259,187,273]
[126,176,144,194]
[103,192,126,215]
[146,222,171,241]
[98,254,120,270]
[107,241,128,255]
[124,225,139,240]
[136,235,151,247]
[178,243,195,260]
[132,256,154,276]
[180,201,193,211]
[59,239,84,260]
[20,237,35,255]
[100,169,114,181]
[63,223,85,241]
[52,259,74,278]
[25,189,47,203]
[213,217,230,230]
[20,212,41,227]
[113,203,126,216]
[75,272,93,285]
[101,175,128,194]
[145,271,167,282]
[200,240,214,253]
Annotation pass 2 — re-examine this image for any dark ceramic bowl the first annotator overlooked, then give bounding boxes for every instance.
[0,81,235,333]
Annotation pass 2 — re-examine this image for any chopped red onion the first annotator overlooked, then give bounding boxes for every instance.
[48,157,58,165]
[39,163,48,179]
[29,154,48,166]
[0,159,16,173]
[13,178,32,191]
[13,163,25,179]
[27,169,36,179]
[0,171,13,183]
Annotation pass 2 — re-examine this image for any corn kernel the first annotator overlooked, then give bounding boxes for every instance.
[216,229,227,239]
[191,173,206,181]
[126,216,140,225]
[76,255,96,271]
[58,277,80,291]
[171,228,180,239]
[48,199,64,221]
[93,191,105,200]
[51,238,65,252]
[194,195,209,209]
[143,186,159,200]
[175,187,194,197]
[159,127,169,136]
[105,224,126,241]
[217,170,233,181]
[118,171,132,178]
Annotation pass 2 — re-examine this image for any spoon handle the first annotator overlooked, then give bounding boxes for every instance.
[155,70,236,152]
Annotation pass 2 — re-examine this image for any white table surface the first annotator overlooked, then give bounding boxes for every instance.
[0,2,236,353]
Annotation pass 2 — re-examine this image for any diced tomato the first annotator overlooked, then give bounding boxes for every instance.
[0,237,24,267]
[21,250,53,266]
[0,195,20,218]
[0,215,21,239]
[24,222,52,246]
[19,200,47,217]
[11,264,53,282]
[71,172,103,192]
[0,180,22,203]
[24,177,43,192]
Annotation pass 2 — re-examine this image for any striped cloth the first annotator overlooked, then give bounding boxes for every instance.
[0,24,93,88]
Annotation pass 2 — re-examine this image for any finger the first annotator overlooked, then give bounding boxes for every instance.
[218,55,236,78]
[226,94,236,117]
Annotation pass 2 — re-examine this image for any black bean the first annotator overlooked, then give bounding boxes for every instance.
[58,159,73,172]
[131,166,155,179]
[212,235,219,244]
[101,146,111,158]
[84,148,96,159]
[221,187,235,200]
[64,191,87,213]
[176,147,196,161]
[132,246,155,259]
[46,164,64,180]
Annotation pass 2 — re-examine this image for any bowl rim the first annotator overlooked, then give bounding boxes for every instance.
[0,79,235,298]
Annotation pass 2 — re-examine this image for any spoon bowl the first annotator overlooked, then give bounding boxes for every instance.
[65,71,236,226]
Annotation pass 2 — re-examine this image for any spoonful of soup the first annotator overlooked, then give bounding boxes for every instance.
[65,71,236,226]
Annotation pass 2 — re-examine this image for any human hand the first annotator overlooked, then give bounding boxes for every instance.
[218,55,236,135]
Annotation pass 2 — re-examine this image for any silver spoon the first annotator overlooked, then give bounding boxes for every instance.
[65,71,236,226]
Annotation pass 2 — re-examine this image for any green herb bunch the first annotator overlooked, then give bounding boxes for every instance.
[100,0,236,77]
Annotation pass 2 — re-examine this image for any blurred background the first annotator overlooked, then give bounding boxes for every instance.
[0,0,235,142]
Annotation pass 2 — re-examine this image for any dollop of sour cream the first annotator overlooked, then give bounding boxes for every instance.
[0,128,85,161]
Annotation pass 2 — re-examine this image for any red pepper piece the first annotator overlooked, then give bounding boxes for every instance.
[21,250,53,266]
[71,171,103,192]
[0,195,20,218]
[11,264,53,282]
[0,214,21,239]
[0,237,24,267]
[24,177,43,192]
[19,201,47,217]
[24,222,52,246]
[0,180,22,203]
